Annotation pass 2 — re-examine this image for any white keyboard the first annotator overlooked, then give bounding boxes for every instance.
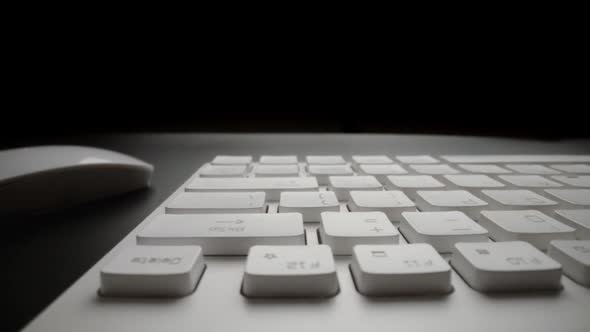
[24,154,590,332]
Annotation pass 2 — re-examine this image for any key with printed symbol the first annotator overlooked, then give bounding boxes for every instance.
[259,155,298,165]
[186,177,319,201]
[498,175,563,193]
[550,164,590,174]
[544,189,590,208]
[400,211,488,253]
[505,164,561,175]
[452,241,562,292]
[415,190,488,219]
[328,175,382,201]
[166,192,266,214]
[443,174,505,190]
[358,164,408,184]
[352,155,393,166]
[306,155,346,165]
[242,245,339,297]
[457,164,512,174]
[479,210,575,250]
[551,175,590,188]
[548,240,590,286]
[396,155,440,164]
[554,210,590,239]
[348,190,415,222]
[137,213,305,255]
[199,164,249,177]
[351,244,452,296]
[409,164,460,175]
[307,165,354,185]
[319,212,399,255]
[386,175,445,200]
[100,245,205,297]
[211,155,252,165]
[254,164,299,177]
[481,190,558,213]
[278,191,339,222]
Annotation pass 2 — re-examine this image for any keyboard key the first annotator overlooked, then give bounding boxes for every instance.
[386,175,445,200]
[307,165,354,185]
[548,240,590,287]
[544,189,590,208]
[328,175,382,201]
[505,164,561,175]
[481,190,558,213]
[242,245,339,297]
[319,212,399,255]
[211,155,252,165]
[400,211,488,253]
[554,210,590,239]
[457,164,512,174]
[278,191,339,222]
[348,191,415,222]
[306,155,346,165]
[199,164,248,177]
[442,155,590,163]
[186,177,319,201]
[259,155,298,165]
[479,210,575,250]
[551,175,590,188]
[358,164,408,184]
[443,174,505,190]
[352,155,393,165]
[137,213,305,255]
[166,192,266,214]
[351,244,452,296]
[415,190,488,219]
[254,164,299,177]
[100,245,205,297]
[498,175,563,192]
[550,164,590,174]
[451,241,562,292]
[409,164,460,175]
[396,155,439,164]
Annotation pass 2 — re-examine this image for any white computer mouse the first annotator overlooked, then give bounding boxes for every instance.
[0,145,154,214]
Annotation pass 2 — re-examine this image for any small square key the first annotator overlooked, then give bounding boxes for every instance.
[166,192,266,214]
[554,210,590,239]
[548,240,590,286]
[259,155,298,165]
[481,190,558,214]
[199,164,249,177]
[306,155,346,165]
[443,175,505,190]
[410,164,460,175]
[352,155,393,165]
[242,245,339,297]
[254,164,299,177]
[351,244,452,296]
[498,175,563,193]
[396,155,439,164]
[386,175,445,200]
[479,210,575,250]
[100,246,205,297]
[451,241,562,292]
[415,190,488,219]
[551,175,590,188]
[458,164,512,174]
[544,189,590,208]
[307,165,354,185]
[211,155,252,165]
[550,164,590,174]
[328,175,382,201]
[400,211,488,253]
[348,191,415,222]
[279,191,339,222]
[319,212,399,255]
[505,164,561,175]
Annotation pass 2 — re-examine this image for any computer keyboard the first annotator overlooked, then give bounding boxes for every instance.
[23,150,590,332]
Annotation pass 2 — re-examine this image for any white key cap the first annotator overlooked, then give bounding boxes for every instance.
[396,155,439,164]
[481,190,558,213]
[458,164,512,174]
[554,210,590,239]
[137,213,305,255]
[479,210,575,250]
[306,155,346,165]
[551,175,590,187]
[409,164,460,175]
[351,244,452,295]
[451,241,562,292]
[415,190,488,219]
[165,192,266,214]
[505,164,561,175]
[254,164,299,177]
[498,175,563,192]
[242,245,339,297]
[400,211,488,253]
[548,240,590,286]
[352,155,393,165]
[328,175,382,201]
[545,189,590,208]
[359,164,408,184]
[211,155,252,165]
[307,165,354,185]
[550,164,590,174]
[348,191,415,222]
[278,191,339,222]
[443,155,590,163]
[100,246,205,297]
[259,155,298,165]
[443,175,505,190]
[386,175,445,200]
[319,212,399,255]
[199,164,248,177]
[186,177,319,201]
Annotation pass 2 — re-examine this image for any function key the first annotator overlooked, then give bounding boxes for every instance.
[259,155,298,165]
[211,155,252,165]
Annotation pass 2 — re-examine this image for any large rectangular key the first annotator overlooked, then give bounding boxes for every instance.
[137,213,305,255]
[166,192,266,214]
[186,177,319,201]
